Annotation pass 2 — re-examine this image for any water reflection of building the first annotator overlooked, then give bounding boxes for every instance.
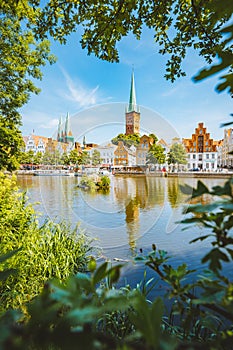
[113,176,166,251]
[167,178,187,208]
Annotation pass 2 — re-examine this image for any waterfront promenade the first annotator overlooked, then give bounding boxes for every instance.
[16,169,233,179]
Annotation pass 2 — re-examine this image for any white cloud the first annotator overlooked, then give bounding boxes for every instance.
[59,67,100,108]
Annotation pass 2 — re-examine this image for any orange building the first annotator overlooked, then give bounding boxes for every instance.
[183,122,219,171]
[136,135,154,165]
[114,141,136,166]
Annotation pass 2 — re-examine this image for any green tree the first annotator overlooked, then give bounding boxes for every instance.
[33,151,43,165]
[92,149,102,166]
[146,144,166,166]
[0,118,24,171]
[69,149,81,165]
[111,133,140,148]
[11,0,231,95]
[60,152,70,166]
[19,150,34,165]
[0,5,55,171]
[167,143,187,169]
[148,134,158,144]
[80,151,91,165]
[42,151,60,165]
[0,10,55,124]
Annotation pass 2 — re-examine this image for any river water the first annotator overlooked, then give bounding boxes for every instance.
[17,175,230,293]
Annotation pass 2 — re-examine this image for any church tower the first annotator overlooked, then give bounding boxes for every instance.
[125,70,140,135]
[57,113,74,143]
[64,112,74,143]
[57,116,63,142]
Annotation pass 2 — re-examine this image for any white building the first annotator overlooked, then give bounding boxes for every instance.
[23,135,47,154]
[183,123,219,171]
[187,152,218,171]
[220,128,233,168]
[87,143,117,166]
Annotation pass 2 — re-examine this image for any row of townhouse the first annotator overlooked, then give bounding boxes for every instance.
[23,134,76,155]
[24,123,233,171]
[87,134,169,168]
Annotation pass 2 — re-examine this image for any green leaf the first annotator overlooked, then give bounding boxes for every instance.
[179,184,193,195]
[68,306,101,324]
[0,269,17,281]
[202,248,230,271]
[190,234,213,243]
[92,262,109,286]
[0,248,21,263]
[107,265,123,284]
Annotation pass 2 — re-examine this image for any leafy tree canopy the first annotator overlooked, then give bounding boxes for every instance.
[0,118,24,172]
[79,150,91,165]
[0,12,56,125]
[2,0,232,94]
[148,134,158,144]
[146,143,166,165]
[167,142,187,165]
[0,3,55,171]
[111,133,140,148]
[69,149,81,165]
[92,149,102,166]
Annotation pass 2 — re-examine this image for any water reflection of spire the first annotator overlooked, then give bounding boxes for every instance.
[114,176,166,251]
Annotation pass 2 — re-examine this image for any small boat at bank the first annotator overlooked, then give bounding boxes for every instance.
[33,170,74,176]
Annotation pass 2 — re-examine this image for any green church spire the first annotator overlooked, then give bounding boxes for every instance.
[127,70,139,113]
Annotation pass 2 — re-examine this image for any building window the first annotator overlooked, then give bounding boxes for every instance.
[198,135,204,152]
[206,154,209,159]
[212,154,215,159]
[193,154,196,159]
[206,163,209,169]
[193,142,196,146]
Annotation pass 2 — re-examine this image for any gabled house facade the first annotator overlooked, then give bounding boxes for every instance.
[114,141,136,166]
[183,122,218,171]
[136,135,154,165]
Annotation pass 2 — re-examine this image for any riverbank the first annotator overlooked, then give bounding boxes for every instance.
[114,171,233,178]
[16,169,233,179]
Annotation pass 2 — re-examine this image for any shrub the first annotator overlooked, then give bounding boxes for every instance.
[96,175,110,190]
[0,173,92,313]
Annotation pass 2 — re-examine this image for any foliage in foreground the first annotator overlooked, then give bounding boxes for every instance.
[0,173,92,314]
[0,178,233,349]
[2,0,233,94]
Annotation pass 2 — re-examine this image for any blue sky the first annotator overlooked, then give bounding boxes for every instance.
[20,27,232,144]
